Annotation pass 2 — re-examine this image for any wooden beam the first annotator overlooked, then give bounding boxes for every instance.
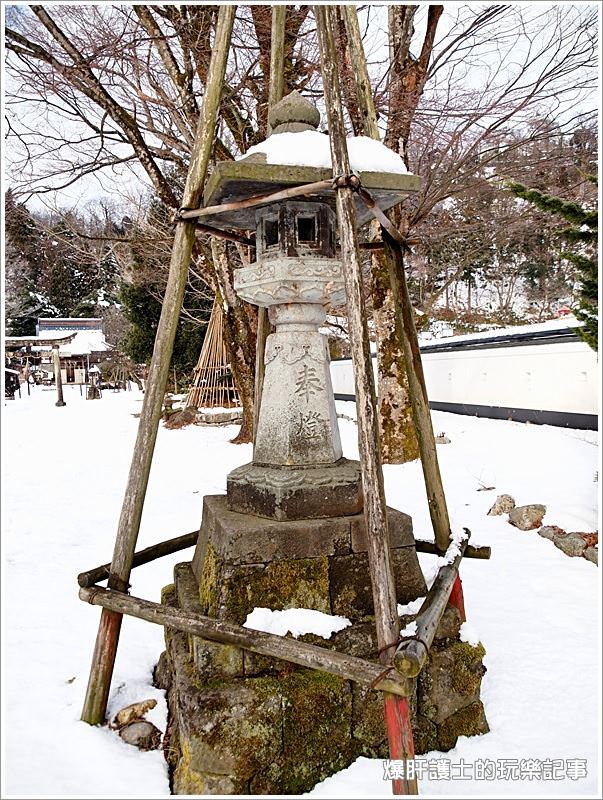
[79,586,412,698]
[77,530,200,588]
[178,178,334,221]
[80,5,236,727]
[415,538,490,560]
[395,531,470,678]
[314,6,417,794]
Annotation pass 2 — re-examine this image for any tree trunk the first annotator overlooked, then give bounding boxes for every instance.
[210,237,256,444]
[342,5,422,463]
[370,240,419,463]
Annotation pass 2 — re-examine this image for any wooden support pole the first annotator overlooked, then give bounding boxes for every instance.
[52,345,66,407]
[314,7,417,794]
[342,6,380,140]
[80,585,412,699]
[380,230,452,555]
[337,11,454,560]
[80,5,236,727]
[77,530,200,589]
[415,538,490,560]
[254,4,285,445]
[394,531,470,678]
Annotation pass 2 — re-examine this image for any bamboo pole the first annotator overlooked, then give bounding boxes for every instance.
[79,585,412,699]
[80,5,236,726]
[253,4,285,445]
[314,7,417,794]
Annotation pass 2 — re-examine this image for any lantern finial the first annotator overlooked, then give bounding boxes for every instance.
[268,90,321,134]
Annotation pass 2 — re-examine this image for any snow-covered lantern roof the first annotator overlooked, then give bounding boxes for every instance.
[201,91,420,234]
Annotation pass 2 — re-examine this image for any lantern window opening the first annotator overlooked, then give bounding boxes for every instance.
[296,213,317,245]
[264,216,279,249]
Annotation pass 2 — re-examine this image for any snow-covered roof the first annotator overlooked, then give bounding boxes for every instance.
[6,331,77,344]
[419,316,583,349]
[7,329,112,356]
[58,330,112,356]
[240,131,408,174]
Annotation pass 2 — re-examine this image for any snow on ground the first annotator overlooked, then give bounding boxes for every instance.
[2,386,599,797]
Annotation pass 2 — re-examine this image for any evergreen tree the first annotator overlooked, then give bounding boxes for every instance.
[118,196,209,382]
[507,180,598,349]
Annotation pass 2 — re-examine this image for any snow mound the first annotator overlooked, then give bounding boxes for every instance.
[240,131,408,174]
[244,607,351,639]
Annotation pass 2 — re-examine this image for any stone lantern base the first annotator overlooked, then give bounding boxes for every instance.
[226,458,363,521]
[156,496,489,795]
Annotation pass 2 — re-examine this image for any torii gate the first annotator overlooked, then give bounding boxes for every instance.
[5,332,77,407]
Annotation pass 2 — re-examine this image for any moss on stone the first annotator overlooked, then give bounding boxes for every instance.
[437,701,489,751]
[279,669,353,794]
[222,555,331,624]
[413,714,439,755]
[198,541,220,616]
[448,641,486,696]
[161,583,176,605]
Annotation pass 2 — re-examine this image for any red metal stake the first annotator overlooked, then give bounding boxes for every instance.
[384,694,417,795]
[448,574,466,623]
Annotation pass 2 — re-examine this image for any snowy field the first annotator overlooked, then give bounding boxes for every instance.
[2,385,600,797]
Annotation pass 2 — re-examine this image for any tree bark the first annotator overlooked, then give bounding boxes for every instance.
[210,238,256,444]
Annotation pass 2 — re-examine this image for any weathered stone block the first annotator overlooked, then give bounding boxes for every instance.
[508,504,546,530]
[434,605,462,642]
[413,714,439,754]
[200,547,331,625]
[554,532,587,558]
[163,563,489,794]
[351,683,387,751]
[350,505,413,552]
[584,546,598,564]
[437,701,489,751]
[330,548,427,620]
[227,459,363,521]
[194,495,351,569]
[418,641,487,725]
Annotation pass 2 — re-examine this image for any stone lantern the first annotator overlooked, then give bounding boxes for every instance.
[161,93,488,796]
[200,91,420,522]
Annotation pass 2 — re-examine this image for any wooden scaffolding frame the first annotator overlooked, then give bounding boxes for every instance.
[78,7,490,795]
[186,298,240,410]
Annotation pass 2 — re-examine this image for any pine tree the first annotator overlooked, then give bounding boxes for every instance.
[507,179,598,350]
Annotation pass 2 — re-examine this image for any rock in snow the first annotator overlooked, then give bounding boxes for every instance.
[487,494,516,516]
[113,698,157,728]
[537,525,566,541]
[508,504,546,530]
[553,533,587,558]
[118,720,162,751]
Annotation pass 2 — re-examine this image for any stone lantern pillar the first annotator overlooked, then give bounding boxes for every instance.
[226,191,362,520]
